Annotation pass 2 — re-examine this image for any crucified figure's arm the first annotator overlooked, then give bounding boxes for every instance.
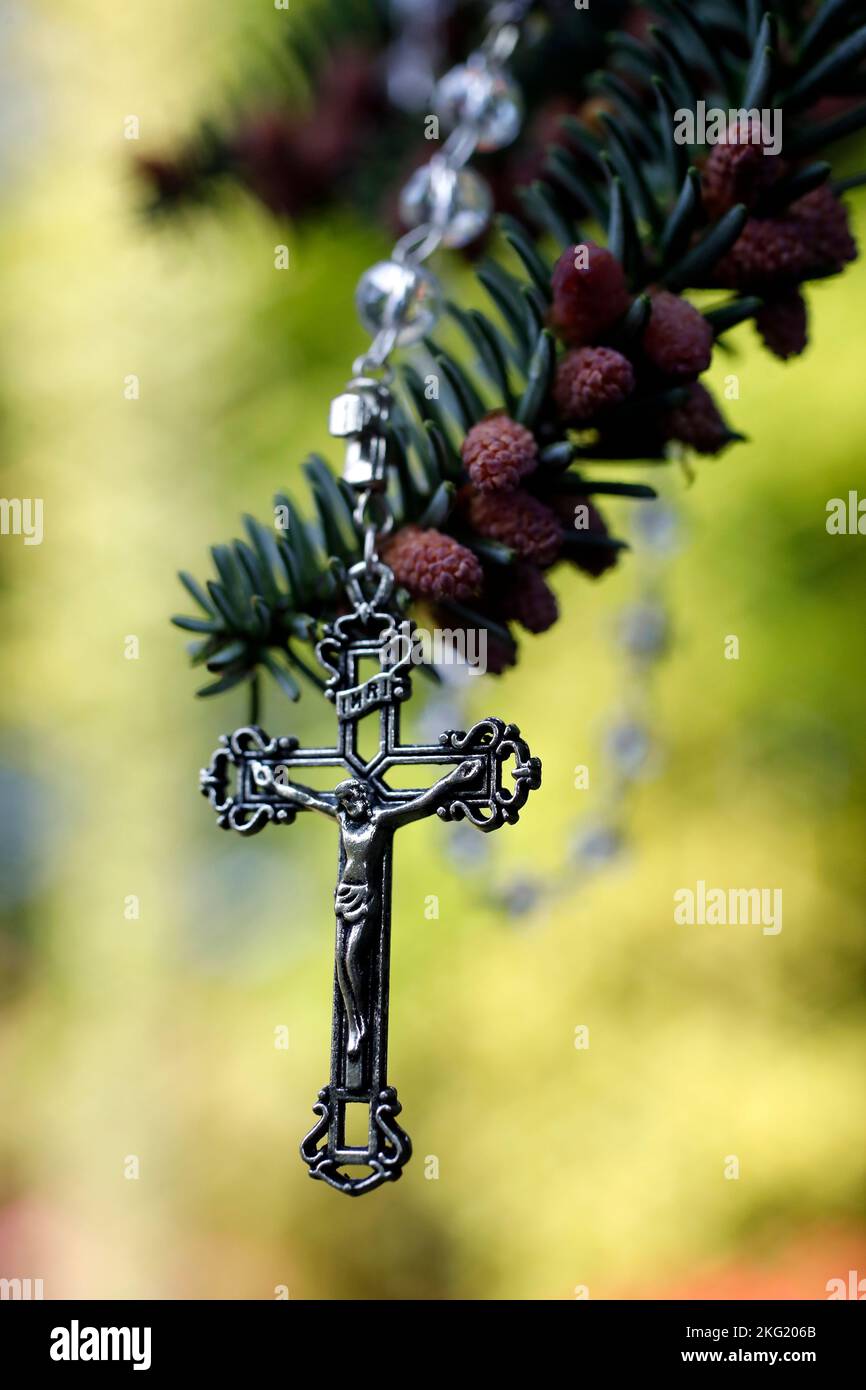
[250,762,338,818]
[378,758,484,830]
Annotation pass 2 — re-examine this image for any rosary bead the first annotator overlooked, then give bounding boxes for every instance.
[355,259,443,346]
[604,719,653,780]
[617,602,670,661]
[434,57,522,152]
[498,877,543,919]
[633,500,680,555]
[399,161,493,248]
[572,822,626,870]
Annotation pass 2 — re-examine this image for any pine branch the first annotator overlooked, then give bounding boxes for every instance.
[173,0,866,706]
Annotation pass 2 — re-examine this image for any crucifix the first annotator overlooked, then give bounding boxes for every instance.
[200,561,541,1195]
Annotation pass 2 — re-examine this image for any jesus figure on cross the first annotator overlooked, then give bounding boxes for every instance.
[251,758,483,1058]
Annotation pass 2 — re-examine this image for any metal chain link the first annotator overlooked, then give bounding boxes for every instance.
[350,3,529,381]
[353,489,395,579]
[336,2,530,591]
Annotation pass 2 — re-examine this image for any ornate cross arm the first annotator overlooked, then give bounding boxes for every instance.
[200,717,541,837]
[434,718,541,830]
[200,726,342,835]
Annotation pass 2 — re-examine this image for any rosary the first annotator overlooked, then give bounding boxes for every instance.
[200,2,541,1196]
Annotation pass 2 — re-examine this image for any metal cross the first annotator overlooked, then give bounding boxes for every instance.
[200,566,541,1195]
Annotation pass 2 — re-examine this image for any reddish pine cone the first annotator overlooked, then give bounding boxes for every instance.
[483,635,518,675]
[549,242,631,347]
[701,119,781,220]
[642,291,713,379]
[381,526,482,601]
[790,184,857,271]
[713,187,856,290]
[553,346,636,423]
[755,291,808,360]
[550,493,619,577]
[465,488,562,568]
[664,383,732,455]
[478,633,517,675]
[712,215,814,288]
[461,414,538,491]
[498,564,559,634]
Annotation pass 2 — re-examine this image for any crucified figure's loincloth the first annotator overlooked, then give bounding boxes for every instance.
[334,882,369,925]
[334,877,378,1058]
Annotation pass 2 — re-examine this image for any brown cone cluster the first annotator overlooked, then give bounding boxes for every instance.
[546,242,732,462]
[701,119,782,220]
[712,186,856,291]
[664,383,732,455]
[497,564,559,633]
[554,346,636,423]
[755,291,809,360]
[550,494,620,577]
[362,137,858,674]
[464,488,563,568]
[549,243,631,347]
[461,414,538,491]
[381,526,482,602]
[792,184,857,270]
[642,291,714,380]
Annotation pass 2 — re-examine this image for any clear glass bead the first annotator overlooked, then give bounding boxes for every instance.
[355,259,442,347]
[399,161,493,248]
[434,57,522,152]
[571,822,627,871]
[616,602,670,661]
[633,500,680,555]
[498,877,543,919]
[604,719,653,779]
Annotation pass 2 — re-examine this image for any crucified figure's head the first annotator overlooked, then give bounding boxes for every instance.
[334,779,371,821]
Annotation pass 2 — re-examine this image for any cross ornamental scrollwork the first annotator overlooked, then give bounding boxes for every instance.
[200,566,541,1195]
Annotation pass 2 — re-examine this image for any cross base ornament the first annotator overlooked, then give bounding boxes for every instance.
[200,562,541,1195]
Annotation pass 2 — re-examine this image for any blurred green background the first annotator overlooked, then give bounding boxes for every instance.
[1,1,865,1299]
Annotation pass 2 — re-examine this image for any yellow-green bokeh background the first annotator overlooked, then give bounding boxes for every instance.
[1,2,865,1299]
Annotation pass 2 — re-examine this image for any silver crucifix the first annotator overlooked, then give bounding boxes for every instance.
[200,563,541,1195]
